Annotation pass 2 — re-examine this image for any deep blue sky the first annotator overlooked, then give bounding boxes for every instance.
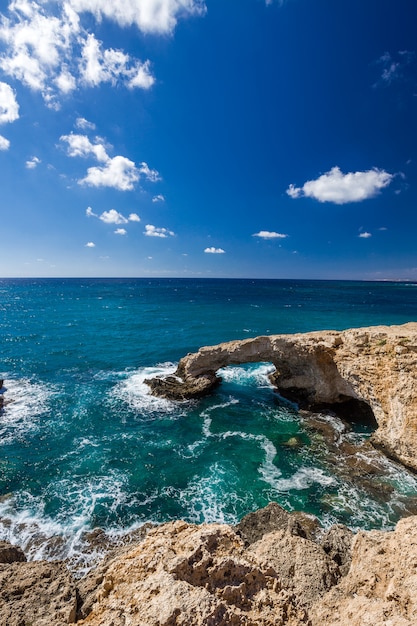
[0,0,416,278]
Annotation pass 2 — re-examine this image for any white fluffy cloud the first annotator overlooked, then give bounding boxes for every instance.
[359,231,372,238]
[79,33,154,89]
[87,207,141,225]
[69,0,206,34]
[61,132,160,191]
[152,194,165,203]
[114,227,127,235]
[85,241,95,247]
[252,230,288,239]
[76,117,96,130]
[99,209,128,224]
[0,134,10,150]
[81,155,140,191]
[0,1,156,107]
[26,156,41,169]
[204,247,225,254]
[0,81,19,124]
[144,224,175,238]
[287,166,393,204]
[60,133,108,162]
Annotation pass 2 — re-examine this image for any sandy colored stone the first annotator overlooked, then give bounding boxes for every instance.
[247,529,339,608]
[146,323,417,470]
[0,560,77,625]
[76,520,309,626]
[310,515,417,626]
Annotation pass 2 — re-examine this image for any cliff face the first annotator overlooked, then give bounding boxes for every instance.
[145,323,417,471]
[2,504,416,626]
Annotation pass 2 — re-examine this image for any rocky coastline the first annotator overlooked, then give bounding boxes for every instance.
[145,322,417,472]
[1,502,417,625]
[2,323,417,625]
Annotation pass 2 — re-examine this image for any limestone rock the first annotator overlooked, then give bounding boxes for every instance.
[145,323,417,471]
[0,540,26,564]
[76,520,308,626]
[311,515,417,626]
[235,501,321,545]
[0,560,78,625]
[319,524,354,577]
[247,529,339,608]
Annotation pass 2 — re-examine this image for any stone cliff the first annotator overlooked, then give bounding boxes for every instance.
[145,323,417,471]
[2,504,417,625]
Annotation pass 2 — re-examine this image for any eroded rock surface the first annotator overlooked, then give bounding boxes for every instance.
[310,515,417,626]
[145,323,417,471]
[0,558,78,625]
[1,508,417,626]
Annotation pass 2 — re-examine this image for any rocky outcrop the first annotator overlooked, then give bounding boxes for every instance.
[1,506,417,625]
[145,323,417,471]
[0,555,78,625]
[310,514,417,625]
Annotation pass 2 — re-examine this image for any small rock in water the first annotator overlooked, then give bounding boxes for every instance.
[282,436,303,448]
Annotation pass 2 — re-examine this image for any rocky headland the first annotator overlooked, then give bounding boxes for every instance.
[1,503,417,625]
[2,323,417,625]
[145,322,417,472]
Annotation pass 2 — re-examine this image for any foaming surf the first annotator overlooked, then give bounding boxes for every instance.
[113,363,185,416]
[0,376,56,443]
[219,362,276,388]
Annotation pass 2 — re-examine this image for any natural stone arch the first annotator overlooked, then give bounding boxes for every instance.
[145,323,417,471]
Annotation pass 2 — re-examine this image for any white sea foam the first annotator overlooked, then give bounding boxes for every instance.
[114,363,184,415]
[180,463,244,525]
[218,363,276,388]
[0,377,56,443]
[0,471,156,574]
[266,466,336,492]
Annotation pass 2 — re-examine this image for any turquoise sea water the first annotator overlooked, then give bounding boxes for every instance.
[1,278,417,571]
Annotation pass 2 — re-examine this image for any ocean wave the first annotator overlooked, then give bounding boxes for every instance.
[218,363,276,388]
[113,363,186,416]
[0,377,57,443]
[0,471,156,575]
[266,466,336,492]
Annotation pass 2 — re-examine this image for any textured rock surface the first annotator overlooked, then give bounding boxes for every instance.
[0,559,78,625]
[145,323,417,470]
[0,540,26,564]
[76,520,310,625]
[1,510,417,625]
[310,515,417,626]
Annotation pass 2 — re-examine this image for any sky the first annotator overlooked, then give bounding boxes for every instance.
[0,0,417,279]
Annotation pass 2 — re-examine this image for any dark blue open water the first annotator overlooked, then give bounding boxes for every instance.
[1,278,417,571]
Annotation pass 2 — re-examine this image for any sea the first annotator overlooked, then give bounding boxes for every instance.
[1,277,417,573]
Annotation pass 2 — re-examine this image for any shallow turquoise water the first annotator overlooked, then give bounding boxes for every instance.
[1,278,417,569]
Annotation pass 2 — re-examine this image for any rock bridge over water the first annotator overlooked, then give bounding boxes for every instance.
[145,323,417,471]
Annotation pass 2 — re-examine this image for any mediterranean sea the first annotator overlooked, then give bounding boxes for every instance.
[1,277,417,572]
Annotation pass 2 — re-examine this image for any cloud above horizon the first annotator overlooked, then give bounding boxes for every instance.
[0,1,156,108]
[144,224,175,238]
[287,166,393,204]
[87,207,141,225]
[70,0,207,34]
[204,247,225,254]
[0,81,19,124]
[62,132,160,191]
[252,230,288,239]
[0,134,10,150]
